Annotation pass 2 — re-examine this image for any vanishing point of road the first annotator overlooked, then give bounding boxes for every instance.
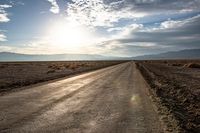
[0,62,163,133]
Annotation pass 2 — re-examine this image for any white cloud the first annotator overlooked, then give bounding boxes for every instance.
[0,5,12,8]
[139,14,200,33]
[0,4,12,22]
[0,4,12,42]
[135,0,158,4]
[0,13,10,22]
[95,14,200,56]
[103,23,144,44]
[157,14,200,30]
[130,42,156,47]
[0,42,61,54]
[47,0,59,14]
[108,24,143,35]
[160,20,188,29]
[0,45,13,52]
[66,0,146,27]
[0,33,7,41]
[0,40,102,55]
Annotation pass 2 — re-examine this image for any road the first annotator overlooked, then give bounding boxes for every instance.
[0,62,163,133]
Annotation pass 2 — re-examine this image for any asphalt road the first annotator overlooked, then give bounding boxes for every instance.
[0,62,163,133]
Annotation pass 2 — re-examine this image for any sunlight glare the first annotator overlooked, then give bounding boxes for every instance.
[47,21,92,49]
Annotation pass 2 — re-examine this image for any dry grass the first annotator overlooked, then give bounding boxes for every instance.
[48,64,65,70]
[0,61,125,94]
[48,62,101,71]
[136,60,200,132]
[171,63,182,67]
[184,63,200,68]
[0,64,6,69]
[47,69,56,74]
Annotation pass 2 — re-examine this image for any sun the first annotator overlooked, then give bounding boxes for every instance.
[47,21,91,49]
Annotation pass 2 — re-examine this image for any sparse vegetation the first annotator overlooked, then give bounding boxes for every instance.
[47,69,56,74]
[0,64,6,69]
[172,63,182,67]
[136,60,200,133]
[0,61,125,94]
[184,63,200,68]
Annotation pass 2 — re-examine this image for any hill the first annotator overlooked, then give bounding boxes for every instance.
[0,52,122,61]
[133,49,200,60]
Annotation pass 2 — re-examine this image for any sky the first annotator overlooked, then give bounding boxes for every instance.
[0,0,200,57]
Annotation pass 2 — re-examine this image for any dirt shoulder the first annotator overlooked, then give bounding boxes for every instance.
[136,60,200,133]
[0,61,126,94]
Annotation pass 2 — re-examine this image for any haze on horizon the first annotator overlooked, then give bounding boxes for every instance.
[0,0,200,57]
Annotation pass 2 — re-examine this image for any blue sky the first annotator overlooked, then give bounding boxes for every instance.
[0,0,200,57]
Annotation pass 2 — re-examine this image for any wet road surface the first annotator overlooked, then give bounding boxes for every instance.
[0,62,163,133]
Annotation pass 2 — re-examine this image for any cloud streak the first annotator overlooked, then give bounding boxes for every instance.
[0,33,7,41]
[0,4,12,22]
[47,0,59,14]
[104,0,200,14]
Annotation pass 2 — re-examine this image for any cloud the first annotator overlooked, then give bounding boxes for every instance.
[66,0,146,27]
[14,13,199,56]
[108,24,143,32]
[0,4,12,22]
[0,33,7,41]
[0,13,9,22]
[155,15,200,30]
[47,0,59,14]
[131,15,200,45]
[2,0,200,57]
[0,4,12,8]
[0,45,13,52]
[108,24,143,38]
[65,0,200,27]
[0,4,12,42]
[97,14,200,56]
[0,42,62,54]
[104,0,200,14]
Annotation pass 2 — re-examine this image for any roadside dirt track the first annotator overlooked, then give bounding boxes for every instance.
[0,62,163,133]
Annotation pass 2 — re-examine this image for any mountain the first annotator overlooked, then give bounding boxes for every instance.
[133,49,200,60]
[1,49,200,61]
[0,52,124,61]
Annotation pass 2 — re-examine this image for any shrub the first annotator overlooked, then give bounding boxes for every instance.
[184,63,200,68]
[48,64,65,70]
[68,65,78,70]
[0,65,6,69]
[47,69,56,74]
[172,63,182,67]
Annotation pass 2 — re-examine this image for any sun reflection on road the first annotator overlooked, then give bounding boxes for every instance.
[130,94,140,105]
[89,120,96,127]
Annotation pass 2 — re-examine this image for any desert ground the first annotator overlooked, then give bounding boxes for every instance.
[0,61,125,94]
[0,60,199,133]
[0,62,164,133]
[136,60,200,132]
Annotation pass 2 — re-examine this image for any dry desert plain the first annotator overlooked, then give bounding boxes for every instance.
[0,60,199,133]
[136,60,200,132]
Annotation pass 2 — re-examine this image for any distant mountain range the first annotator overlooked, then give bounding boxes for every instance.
[0,49,200,61]
[0,52,124,61]
[133,49,200,60]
